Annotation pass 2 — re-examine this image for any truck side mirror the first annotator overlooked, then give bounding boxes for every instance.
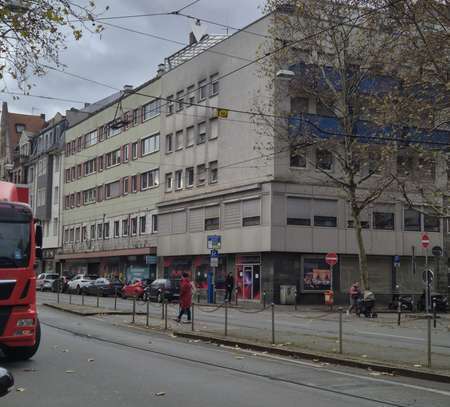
[0,368,14,398]
[35,224,43,247]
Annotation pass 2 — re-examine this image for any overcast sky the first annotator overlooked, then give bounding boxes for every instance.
[3,0,263,118]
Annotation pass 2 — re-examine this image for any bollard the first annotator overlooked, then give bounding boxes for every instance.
[263,291,267,309]
[397,299,401,326]
[69,293,72,305]
[271,303,275,345]
[146,300,150,327]
[294,289,298,311]
[96,292,100,308]
[191,302,195,332]
[197,291,200,304]
[338,307,343,354]
[433,301,437,329]
[225,300,229,336]
[427,314,432,368]
[161,298,165,320]
[114,289,118,311]
[164,300,168,330]
[82,292,85,306]
[132,297,136,324]
[57,290,60,304]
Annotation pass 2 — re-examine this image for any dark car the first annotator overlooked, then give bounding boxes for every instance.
[145,278,180,302]
[84,278,124,297]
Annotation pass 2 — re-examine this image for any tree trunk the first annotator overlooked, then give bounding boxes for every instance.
[352,209,369,291]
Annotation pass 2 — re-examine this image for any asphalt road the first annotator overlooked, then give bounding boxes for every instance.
[39,291,450,371]
[1,304,450,406]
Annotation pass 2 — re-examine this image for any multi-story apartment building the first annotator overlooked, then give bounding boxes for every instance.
[58,80,162,282]
[153,15,447,303]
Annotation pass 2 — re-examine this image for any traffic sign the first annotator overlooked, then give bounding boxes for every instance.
[207,235,221,250]
[210,257,219,268]
[210,249,219,258]
[393,255,400,267]
[432,246,443,257]
[325,252,338,266]
[421,233,430,248]
[423,269,434,284]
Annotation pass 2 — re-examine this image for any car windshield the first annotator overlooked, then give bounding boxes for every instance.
[0,221,31,268]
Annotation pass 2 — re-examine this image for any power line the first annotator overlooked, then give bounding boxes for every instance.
[176,0,202,13]
[1,91,87,105]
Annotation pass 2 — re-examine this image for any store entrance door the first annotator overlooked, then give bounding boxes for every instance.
[237,264,261,300]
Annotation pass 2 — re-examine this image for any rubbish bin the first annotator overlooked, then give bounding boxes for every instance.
[280,285,296,305]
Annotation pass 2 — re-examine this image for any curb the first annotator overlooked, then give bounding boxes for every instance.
[173,330,450,384]
[43,303,146,317]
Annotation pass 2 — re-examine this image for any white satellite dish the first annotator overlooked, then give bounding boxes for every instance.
[191,20,207,43]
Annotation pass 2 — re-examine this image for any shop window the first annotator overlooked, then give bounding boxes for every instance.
[287,197,311,225]
[314,199,337,227]
[424,213,440,232]
[373,205,395,230]
[303,257,332,291]
[242,199,261,227]
[404,208,421,231]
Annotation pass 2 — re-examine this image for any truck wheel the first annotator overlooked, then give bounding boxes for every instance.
[5,320,41,362]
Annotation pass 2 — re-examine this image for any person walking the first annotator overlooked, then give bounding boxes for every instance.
[225,272,234,303]
[347,282,361,315]
[176,272,192,323]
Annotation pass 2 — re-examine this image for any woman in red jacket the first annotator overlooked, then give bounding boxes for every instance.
[176,272,192,323]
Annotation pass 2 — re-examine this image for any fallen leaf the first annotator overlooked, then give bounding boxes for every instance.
[361,354,368,358]
[369,372,381,376]
[88,358,94,362]
[154,392,166,397]
[193,340,200,343]
[170,334,177,338]
[413,364,422,368]
[65,370,75,374]
[16,387,26,392]
[313,359,320,362]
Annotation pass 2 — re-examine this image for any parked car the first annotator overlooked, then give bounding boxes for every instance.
[144,278,180,303]
[52,276,69,293]
[121,280,148,299]
[36,273,59,291]
[84,278,123,297]
[67,274,98,294]
[0,367,13,398]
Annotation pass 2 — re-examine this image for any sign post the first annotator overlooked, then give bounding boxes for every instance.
[325,252,337,292]
[207,236,222,304]
[421,234,431,313]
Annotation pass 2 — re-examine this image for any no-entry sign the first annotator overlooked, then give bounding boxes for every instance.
[421,233,430,249]
[325,252,338,266]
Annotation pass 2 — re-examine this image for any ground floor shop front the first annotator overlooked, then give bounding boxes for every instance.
[159,252,444,305]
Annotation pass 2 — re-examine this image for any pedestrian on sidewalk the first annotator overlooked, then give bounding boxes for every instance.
[347,282,361,315]
[225,272,234,303]
[176,272,192,323]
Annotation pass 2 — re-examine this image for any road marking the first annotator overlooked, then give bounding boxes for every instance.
[233,348,450,397]
[357,331,424,342]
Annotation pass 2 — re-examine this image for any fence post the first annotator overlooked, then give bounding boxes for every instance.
[146,300,150,327]
[81,291,85,306]
[433,300,437,329]
[191,302,195,332]
[427,314,432,368]
[225,300,228,336]
[161,298,165,320]
[271,303,275,345]
[114,289,118,311]
[132,297,136,324]
[57,288,60,304]
[338,307,343,354]
[397,299,401,326]
[164,299,168,330]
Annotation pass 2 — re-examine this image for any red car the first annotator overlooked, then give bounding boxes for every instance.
[121,280,146,299]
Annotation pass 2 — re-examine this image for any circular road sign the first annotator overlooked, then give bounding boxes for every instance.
[325,252,338,266]
[421,233,430,249]
[432,246,443,257]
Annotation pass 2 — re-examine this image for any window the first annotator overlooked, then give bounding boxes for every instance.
[132,109,139,126]
[84,130,98,148]
[185,167,194,187]
[114,221,120,238]
[98,156,104,171]
[187,85,195,105]
[15,123,25,133]
[64,229,69,243]
[197,122,206,144]
[123,177,129,195]
[290,149,306,168]
[106,149,121,167]
[77,164,82,178]
[90,224,96,240]
[69,228,74,243]
[141,133,160,156]
[132,142,138,159]
[242,199,261,226]
[122,219,129,236]
[110,125,122,137]
[53,217,58,236]
[175,130,184,150]
[210,73,219,96]
[347,207,370,229]
[131,217,138,235]
[287,197,311,225]
[105,181,121,199]
[197,164,206,185]
[209,118,218,139]
[76,192,82,207]
[373,205,395,230]
[81,226,87,242]
[64,195,70,210]
[176,90,184,111]
[103,222,110,239]
[77,137,82,152]
[165,173,173,192]
[424,213,440,232]
[167,95,174,115]
[166,134,173,153]
[141,169,159,189]
[397,153,413,177]
[131,175,137,192]
[54,186,59,204]
[209,161,218,183]
[404,208,421,231]
[97,185,103,201]
[139,216,146,234]
[143,99,161,120]
[316,149,332,171]
[65,169,70,183]
[314,199,337,227]
[186,126,195,146]
[123,144,129,162]
[199,79,207,101]
[75,227,81,242]
[205,205,220,230]
[291,97,309,114]
[83,188,97,204]
[97,223,103,240]
[152,214,158,233]
[83,158,97,176]
[70,193,75,208]
[175,170,183,190]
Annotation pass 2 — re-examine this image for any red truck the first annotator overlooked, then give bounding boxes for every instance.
[0,181,42,360]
